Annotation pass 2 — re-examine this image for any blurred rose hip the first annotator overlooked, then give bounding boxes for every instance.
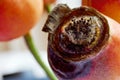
[44,0,56,5]
[0,0,43,41]
[82,0,120,23]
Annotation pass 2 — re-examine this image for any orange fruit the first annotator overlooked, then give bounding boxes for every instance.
[82,0,120,23]
[44,0,56,5]
[0,0,43,41]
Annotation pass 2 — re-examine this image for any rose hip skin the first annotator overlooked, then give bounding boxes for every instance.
[43,4,120,80]
[82,0,120,23]
[75,18,120,80]
[48,45,92,79]
[0,0,43,41]
[48,19,120,80]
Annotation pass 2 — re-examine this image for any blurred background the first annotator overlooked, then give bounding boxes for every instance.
[0,0,81,80]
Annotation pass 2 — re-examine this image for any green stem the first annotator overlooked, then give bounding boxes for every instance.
[45,4,52,13]
[24,33,57,80]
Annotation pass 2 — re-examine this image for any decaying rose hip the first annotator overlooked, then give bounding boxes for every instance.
[43,4,120,80]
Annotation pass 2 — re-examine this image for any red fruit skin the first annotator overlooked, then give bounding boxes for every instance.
[82,0,120,23]
[48,17,120,80]
[0,0,43,41]
[75,17,120,80]
[44,0,56,5]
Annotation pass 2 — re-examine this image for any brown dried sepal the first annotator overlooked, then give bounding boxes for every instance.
[43,5,109,61]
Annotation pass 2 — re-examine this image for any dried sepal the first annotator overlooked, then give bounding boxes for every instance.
[47,6,109,61]
[42,4,71,33]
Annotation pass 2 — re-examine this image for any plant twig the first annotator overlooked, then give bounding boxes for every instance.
[45,4,52,13]
[24,33,57,80]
